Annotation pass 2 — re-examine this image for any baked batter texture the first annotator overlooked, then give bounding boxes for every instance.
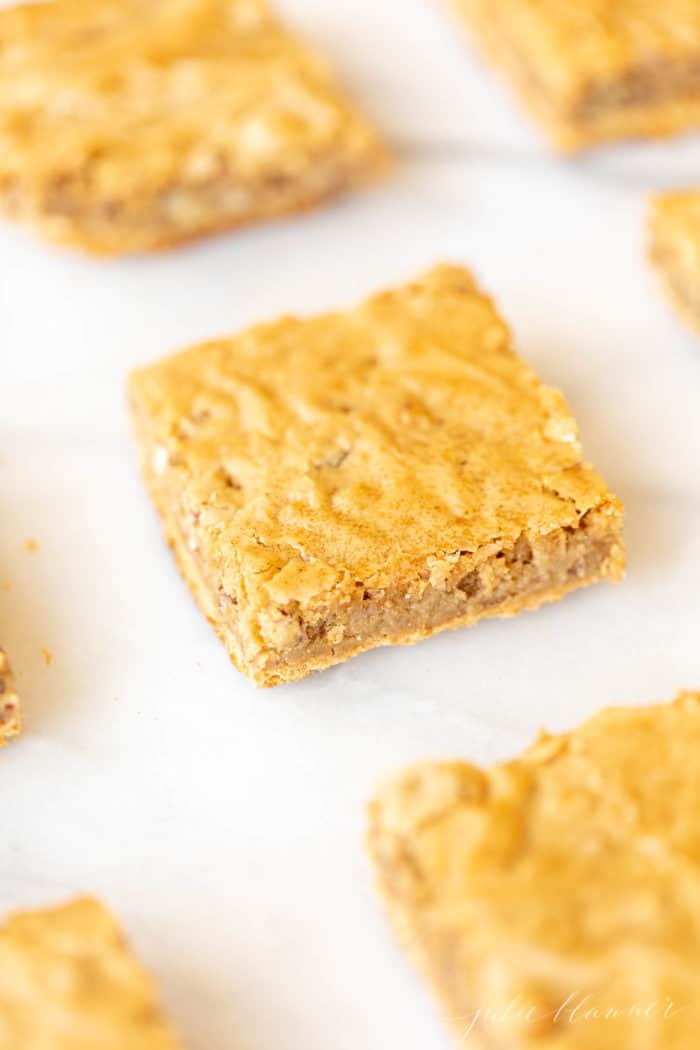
[649,188,700,336]
[446,1,700,152]
[0,647,20,745]
[0,897,181,1049]
[0,0,387,254]
[129,265,624,686]
[368,690,700,1049]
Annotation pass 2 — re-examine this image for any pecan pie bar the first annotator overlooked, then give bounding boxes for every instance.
[0,0,387,254]
[0,897,181,1049]
[445,0,700,152]
[128,265,624,686]
[368,690,700,1050]
[649,188,700,335]
[0,647,20,746]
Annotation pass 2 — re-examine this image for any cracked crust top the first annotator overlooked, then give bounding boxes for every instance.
[0,647,20,745]
[129,264,621,624]
[0,897,181,1050]
[368,690,700,1049]
[0,0,386,251]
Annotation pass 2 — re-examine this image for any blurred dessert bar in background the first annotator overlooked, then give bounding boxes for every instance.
[650,188,700,335]
[0,897,181,1049]
[368,689,700,1049]
[0,647,20,746]
[0,0,388,254]
[445,0,700,151]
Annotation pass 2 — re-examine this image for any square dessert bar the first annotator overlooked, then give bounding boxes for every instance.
[0,647,20,746]
[368,690,700,1050]
[649,189,700,335]
[446,0,700,152]
[0,0,387,254]
[129,265,624,687]
[0,897,181,1049]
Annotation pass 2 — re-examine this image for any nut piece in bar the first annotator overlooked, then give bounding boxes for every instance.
[0,647,20,745]
[368,690,700,1050]
[445,0,700,152]
[0,0,388,254]
[649,188,700,335]
[129,264,624,687]
[0,897,181,1049]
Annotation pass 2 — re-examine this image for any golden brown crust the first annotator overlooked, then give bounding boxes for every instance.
[0,647,20,745]
[649,188,700,337]
[445,0,700,152]
[129,264,623,686]
[0,0,388,254]
[0,897,181,1049]
[368,691,700,1049]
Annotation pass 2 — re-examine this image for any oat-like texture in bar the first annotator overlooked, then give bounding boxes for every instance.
[0,647,20,745]
[0,897,181,1049]
[0,0,388,253]
[446,0,700,151]
[129,264,624,686]
[368,690,700,1049]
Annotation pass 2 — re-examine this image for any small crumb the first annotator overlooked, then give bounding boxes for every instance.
[41,647,52,667]
[1,581,11,591]
[25,538,39,553]
[196,660,203,669]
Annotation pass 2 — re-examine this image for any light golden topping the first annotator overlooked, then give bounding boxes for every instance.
[0,898,180,1049]
[369,691,700,1049]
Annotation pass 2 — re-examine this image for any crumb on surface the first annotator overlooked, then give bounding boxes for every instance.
[41,647,52,667]
[24,538,39,553]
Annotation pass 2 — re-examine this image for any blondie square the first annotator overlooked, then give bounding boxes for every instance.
[0,0,387,254]
[368,690,700,1050]
[129,265,624,687]
[0,897,181,1049]
[446,0,700,152]
[649,189,700,335]
[0,647,20,746]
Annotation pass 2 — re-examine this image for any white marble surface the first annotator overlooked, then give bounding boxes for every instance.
[1,2,700,1047]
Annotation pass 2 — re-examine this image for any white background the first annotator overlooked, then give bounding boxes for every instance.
[1,2,700,1047]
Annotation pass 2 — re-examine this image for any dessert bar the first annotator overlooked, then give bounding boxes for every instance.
[368,690,700,1049]
[0,647,20,745]
[0,0,387,253]
[649,188,700,335]
[0,897,181,1049]
[446,0,700,151]
[129,265,623,686]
